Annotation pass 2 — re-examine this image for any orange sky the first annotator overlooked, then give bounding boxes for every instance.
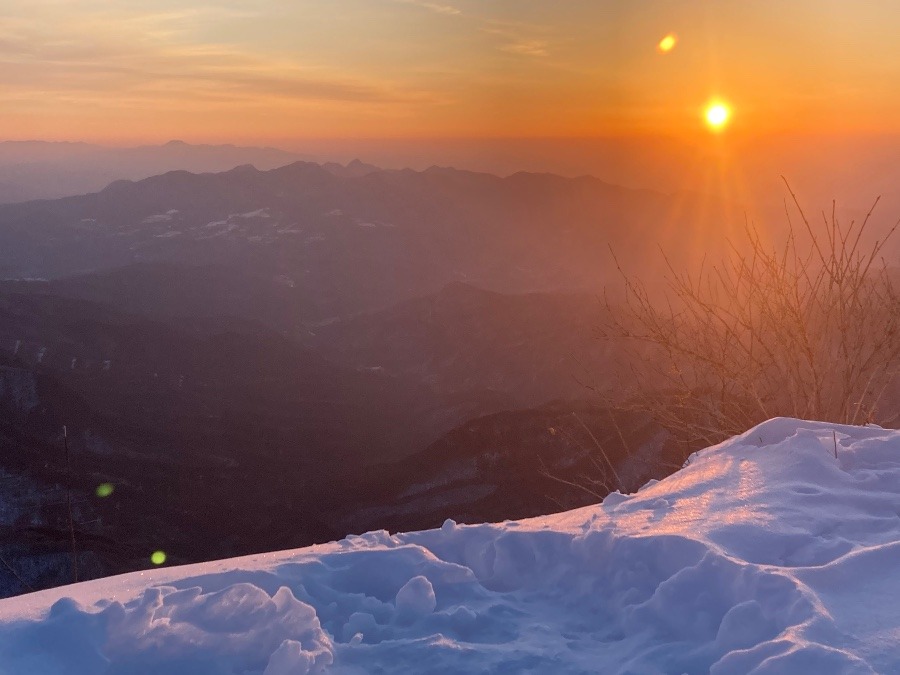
[3,1,900,144]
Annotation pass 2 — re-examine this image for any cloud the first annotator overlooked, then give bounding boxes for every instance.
[0,7,425,107]
[479,22,552,58]
[394,0,461,16]
[500,40,549,58]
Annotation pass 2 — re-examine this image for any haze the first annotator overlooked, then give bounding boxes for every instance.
[5,1,900,219]
[5,6,900,659]
[6,1,900,139]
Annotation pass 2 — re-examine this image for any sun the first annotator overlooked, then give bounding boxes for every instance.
[705,103,731,131]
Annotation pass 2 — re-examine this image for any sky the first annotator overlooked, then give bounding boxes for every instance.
[4,1,900,145]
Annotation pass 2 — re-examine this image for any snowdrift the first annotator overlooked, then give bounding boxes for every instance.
[1,418,898,674]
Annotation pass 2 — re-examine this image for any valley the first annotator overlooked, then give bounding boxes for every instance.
[0,160,735,595]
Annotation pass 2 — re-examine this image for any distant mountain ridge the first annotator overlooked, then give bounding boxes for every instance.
[0,160,740,319]
[0,140,309,203]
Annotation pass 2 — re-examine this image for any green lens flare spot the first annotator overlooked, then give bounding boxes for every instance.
[151,551,167,565]
[95,483,114,498]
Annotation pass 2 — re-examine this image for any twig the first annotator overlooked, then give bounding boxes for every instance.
[571,413,623,491]
[0,554,34,593]
[63,426,78,584]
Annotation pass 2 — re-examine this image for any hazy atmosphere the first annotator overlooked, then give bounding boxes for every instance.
[3,2,900,673]
[7,1,900,212]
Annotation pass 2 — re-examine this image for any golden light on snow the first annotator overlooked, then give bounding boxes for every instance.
[705,102,731,131]
[657,33,678,53]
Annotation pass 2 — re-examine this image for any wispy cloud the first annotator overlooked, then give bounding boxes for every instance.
[500,40,549,58]
[480,22,553,59]
[0,8,427,107]
[0,0,587,140]
[394,0,461,16]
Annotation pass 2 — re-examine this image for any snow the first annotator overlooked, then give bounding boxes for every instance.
[238,208,270,219]
[142,210,179,224]
[353,218,394,228]
[2,418,900,673]
[196,209,276,241]
[142,214,174,224]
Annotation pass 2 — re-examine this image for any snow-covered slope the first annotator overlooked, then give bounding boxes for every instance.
[1,418,898,674]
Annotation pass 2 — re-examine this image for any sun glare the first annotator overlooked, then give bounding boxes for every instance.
[705,103,730,131]
[657,33,677,54]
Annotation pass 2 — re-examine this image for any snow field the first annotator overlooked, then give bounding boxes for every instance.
[1,418,899,673]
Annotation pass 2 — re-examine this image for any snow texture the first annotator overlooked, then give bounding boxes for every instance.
[1,418,899,673]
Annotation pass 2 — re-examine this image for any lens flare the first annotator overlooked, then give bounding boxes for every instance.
[95,483,114,498]
[705,103,730,130]
[657,33,677,54]
[151,551,167,565]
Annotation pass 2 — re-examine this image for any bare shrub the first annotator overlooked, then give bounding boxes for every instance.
[602,180,900,450]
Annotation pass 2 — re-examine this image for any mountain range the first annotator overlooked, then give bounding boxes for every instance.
[0,160,737,595]
[0,159,741,308]
[0,140,306,204]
